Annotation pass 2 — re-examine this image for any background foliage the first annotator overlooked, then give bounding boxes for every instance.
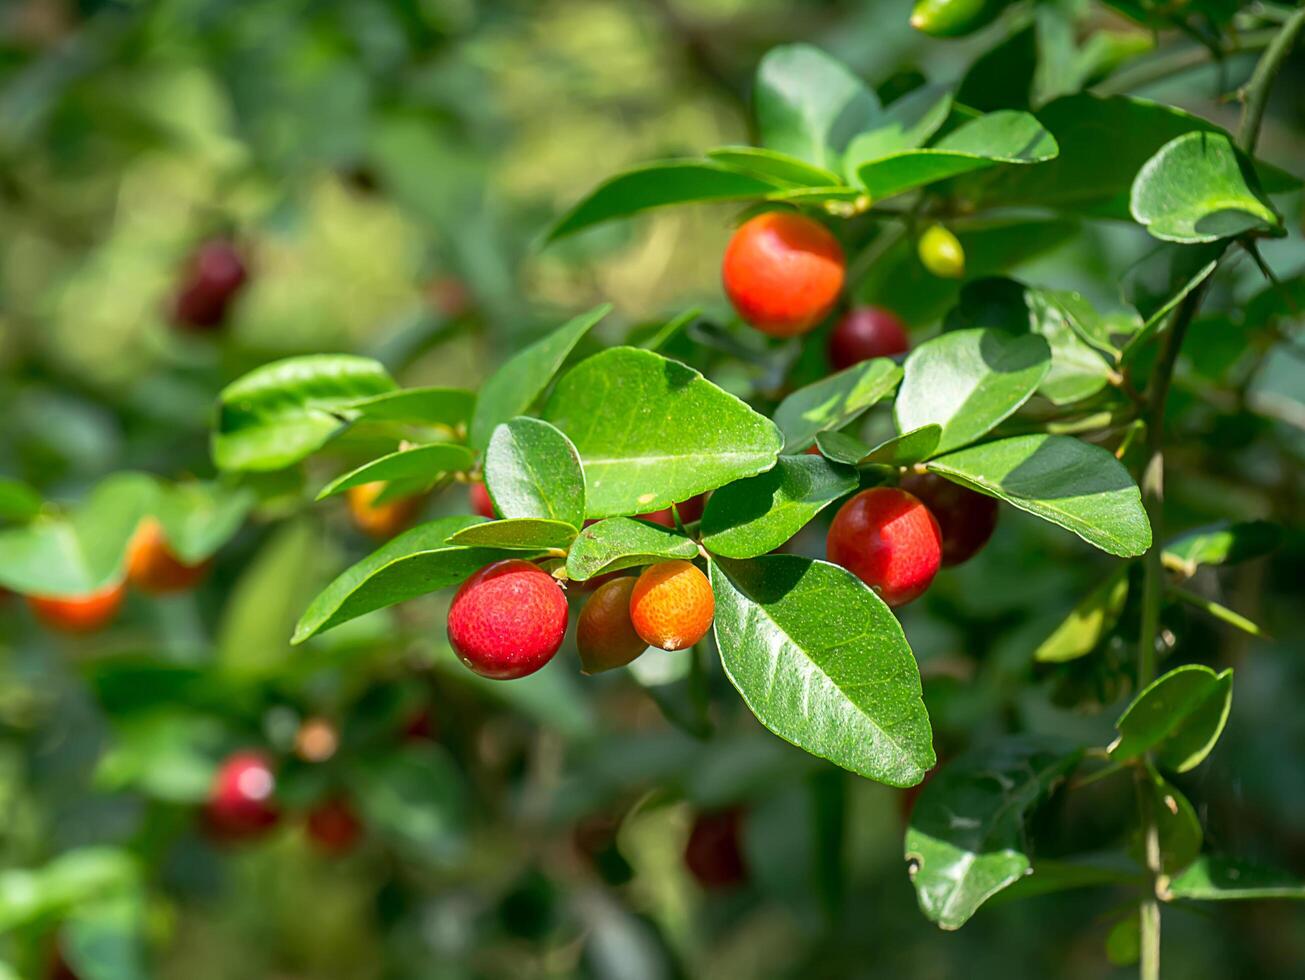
[1,0,1304,977]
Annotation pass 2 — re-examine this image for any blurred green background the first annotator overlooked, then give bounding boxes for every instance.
[1,0,1304,977]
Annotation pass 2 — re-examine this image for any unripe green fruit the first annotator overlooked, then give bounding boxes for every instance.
[918,224,966,279]
[910,0,1011,38]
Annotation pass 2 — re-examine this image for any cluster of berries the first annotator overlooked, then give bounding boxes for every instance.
[722,210,996,607]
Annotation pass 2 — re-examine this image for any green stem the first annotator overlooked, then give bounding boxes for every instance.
[1129,15,1304,970]
[1238,4,1305,152]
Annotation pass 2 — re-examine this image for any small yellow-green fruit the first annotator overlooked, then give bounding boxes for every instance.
[918,224,966,279]
[910,0,1010,38]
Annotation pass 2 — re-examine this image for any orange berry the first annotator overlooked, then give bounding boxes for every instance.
[722,212,845,337]
[577,577,647,673]
[629,560,714,652]
[27,582,125,633]
[346,481,424,538]
[126,518,210,594]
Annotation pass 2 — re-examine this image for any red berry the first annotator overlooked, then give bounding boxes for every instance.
[576,576,647,674]
[898,472,998,566]
[470,482,497,519]
[171,239,248,330]
[306,797,363,855]
[684,808,747,890]
[27,582,125,633]
[447,560,568,679]
[722,212,845,337]
[638,493,706,528]
[826,487,942,607]
[828,306,909,371]
[203,751,280,842]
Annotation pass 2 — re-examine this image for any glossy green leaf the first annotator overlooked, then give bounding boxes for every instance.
[1166,856,1305,902]
[1130,131,1281,243]
[469,305,610,449]
[316,443,476,500]
[843,84,953,177]
[293,516,522,643]
[905,737,1081,930]
[705,146,842,187]
[484,417,586,528]
[853,110,1057,200]
[1035,568,1129,663]
[544,347,783,518]
[446,518,576,551]
[926,434,1150,557]
[710,555,934,787]
[864,425,945,466]
[0,473,155,595]
[213,355,396,471]
[0,478,42,523]
[895,329,1051,455]
[812,430,872,465]
[701,456,858,559]
[1163,520,1280,576]
[774,357,902,452]
[565,518,699,582]
[344,386,475,427]
[965,94,1298,219]
[546,163,780,241]
[1110,664,1233,773]
[944,277,1119,401]
[754,44,882,170]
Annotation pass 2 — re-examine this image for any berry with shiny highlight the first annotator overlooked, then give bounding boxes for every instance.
[722,212,845,337]
[447,560,568,679]
[629,560,714,652]
[826,487,942,607]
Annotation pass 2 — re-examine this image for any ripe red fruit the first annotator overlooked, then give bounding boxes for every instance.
[684,808,747,890]
[306,797,363,855]
[828,306,910,371]
[203,751,280,842]
[126,518,209,594]
[469,482,497,519]
[577,576,647,673]
[638,493,706,528]
[722,212,845,337]
[826,487,942,607]
[171,239,248,330]
[898,472,998,566]
[628,560,715,651]
[447,560,568,679]
[27,582,125,633]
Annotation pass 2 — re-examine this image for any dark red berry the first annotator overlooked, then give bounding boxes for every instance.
[171,239,248,331]
[684,808,747,890]
[898,472,999,566]
[828,306,909,371]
